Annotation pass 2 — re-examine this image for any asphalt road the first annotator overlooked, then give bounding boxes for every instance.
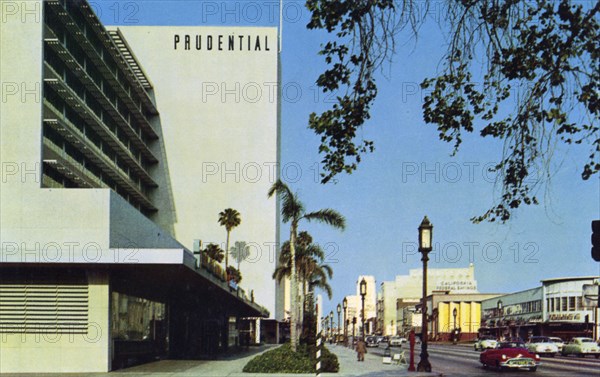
[369,342,599,376]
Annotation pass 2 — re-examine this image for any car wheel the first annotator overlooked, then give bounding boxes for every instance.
[529,367,537,372]
[577,353,584,358]
[595,354,599,359]
[549,353,555,358]
[496,361,503,372]
[474,345,478,351]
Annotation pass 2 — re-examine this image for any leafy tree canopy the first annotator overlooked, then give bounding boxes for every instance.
[306,0,599,222]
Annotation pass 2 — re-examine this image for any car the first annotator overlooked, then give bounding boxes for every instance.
[474,335,498,351]
[366,336,379,347]
[389,336,403,347]
[375,335,385,344]
[561,337,600,358]
[526,336,559,357]
[480,341,541,372]
[548,337,564,352]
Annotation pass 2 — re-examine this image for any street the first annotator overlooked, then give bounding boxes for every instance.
[368,343,600,376]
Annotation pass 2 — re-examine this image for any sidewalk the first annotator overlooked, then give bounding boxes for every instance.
[2,344,441,377]
[327,344,441,377]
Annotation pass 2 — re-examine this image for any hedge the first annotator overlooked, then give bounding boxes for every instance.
[243,343,339,373]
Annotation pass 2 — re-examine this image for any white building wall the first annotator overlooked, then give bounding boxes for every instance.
[117,27,280,318]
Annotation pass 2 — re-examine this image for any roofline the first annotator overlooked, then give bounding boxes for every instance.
[541,276,600,284]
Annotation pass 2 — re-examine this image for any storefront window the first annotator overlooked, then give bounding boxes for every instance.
[561,297,567,312]
[568,297,576,311]
[111,292,166,341]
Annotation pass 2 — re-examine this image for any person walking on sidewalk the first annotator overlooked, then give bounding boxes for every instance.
[356,338,367,362]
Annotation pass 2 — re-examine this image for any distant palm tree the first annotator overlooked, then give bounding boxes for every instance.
[268,180,345,351]
[218,208,241,271]
[204,243,225,263]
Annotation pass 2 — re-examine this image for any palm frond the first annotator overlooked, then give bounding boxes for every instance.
[303,209,346,230]
[268,180,304,223]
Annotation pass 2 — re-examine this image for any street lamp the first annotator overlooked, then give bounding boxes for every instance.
[497,300,503,340]
[343,297,348,344]
[329,311,334,341]
[337,303,342,342]
[352,316,356,341]
[360,278,367,339]
[453,308,458,345]
[417,216,433,372]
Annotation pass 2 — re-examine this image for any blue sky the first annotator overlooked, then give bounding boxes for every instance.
[99,0,600,315]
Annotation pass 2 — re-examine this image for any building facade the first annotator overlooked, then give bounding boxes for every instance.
[378,264,478,336]
[425,292,502,342]
[0,0,277,373]
[480,276,600,341]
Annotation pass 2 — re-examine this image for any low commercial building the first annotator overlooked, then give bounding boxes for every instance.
[480,276,599,341]
[425,292,502,342]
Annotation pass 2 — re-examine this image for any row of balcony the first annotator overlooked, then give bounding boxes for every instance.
[42,128,157,213]
[43,61,158,188]
[43,105,151,197]
[46,1,159,137]
[44,36,159,164]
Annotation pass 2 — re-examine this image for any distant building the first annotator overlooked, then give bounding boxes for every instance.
[344,275,377,336]
[378,264,478,335]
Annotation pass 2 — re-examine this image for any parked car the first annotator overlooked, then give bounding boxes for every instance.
[480,341,541,372]
[561,337,600,358]
[366,336,379,347]
[526,336,559,357]
[389,336,403,347]
[548,337,564,352]
[474,335,498,351]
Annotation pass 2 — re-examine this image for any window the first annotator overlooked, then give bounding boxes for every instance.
[561,297,567,312]
[568,297,576,311]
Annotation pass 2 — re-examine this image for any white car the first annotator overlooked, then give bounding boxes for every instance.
[474,336,498,351]
[389,336,403,347]
[548,336,564,352]
[527,336,558,357]
[561,337,600,358]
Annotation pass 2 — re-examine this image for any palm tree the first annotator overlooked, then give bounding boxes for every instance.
[268,180,345,351]
[204,243,225,263]
[218,208,241,271]
[274,232,334,346]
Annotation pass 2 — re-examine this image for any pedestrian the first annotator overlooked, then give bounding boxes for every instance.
[356,337,367,362]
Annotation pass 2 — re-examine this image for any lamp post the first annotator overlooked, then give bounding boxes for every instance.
[343,297,348,344]
[417,216,433,372]
[329,311,334,342]
[337,304,342,342]
[360,278,367,339]
[352,316,356,341]
[453,308,458,345]
[497,300,503,341]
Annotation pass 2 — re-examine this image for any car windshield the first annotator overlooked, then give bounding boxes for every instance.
[531,337,549,343]
[497,342,526,349]
[580,338,594,343]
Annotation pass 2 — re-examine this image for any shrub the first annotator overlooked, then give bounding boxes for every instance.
[243,343,339,373]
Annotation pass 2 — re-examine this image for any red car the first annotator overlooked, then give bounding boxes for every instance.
[480,341,541,372]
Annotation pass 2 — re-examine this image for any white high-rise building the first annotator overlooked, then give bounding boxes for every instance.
[0,0,280,372]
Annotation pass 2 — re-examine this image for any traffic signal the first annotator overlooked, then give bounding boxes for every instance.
[592,220,600,262]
